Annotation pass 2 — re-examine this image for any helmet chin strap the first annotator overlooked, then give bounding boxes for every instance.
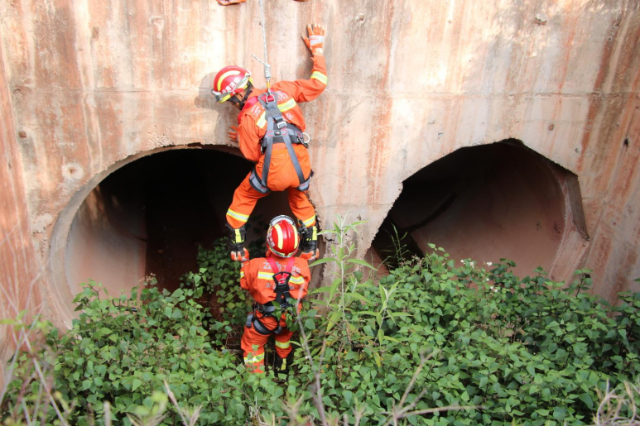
[231,85,254,109]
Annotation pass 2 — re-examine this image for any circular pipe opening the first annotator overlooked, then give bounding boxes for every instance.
[64,148,293,297]
[373,140,573,275]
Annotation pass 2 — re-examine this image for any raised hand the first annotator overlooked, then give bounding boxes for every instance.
[302,24,326,55]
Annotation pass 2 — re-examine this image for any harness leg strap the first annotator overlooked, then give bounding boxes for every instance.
[261,116,274,187]
[281,126,308,190]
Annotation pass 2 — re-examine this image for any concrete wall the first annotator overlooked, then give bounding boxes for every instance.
[0,0,639,329]
[65,181,147,299]
[0,29,42,387]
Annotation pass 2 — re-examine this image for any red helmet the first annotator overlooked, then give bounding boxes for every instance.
[266,216,300,258]
[211,66,252,103]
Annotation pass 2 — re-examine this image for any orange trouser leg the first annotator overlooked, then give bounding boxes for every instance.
[227,173,269,228]
[287,188,316,227]
[241,324,269,374]
[274,328,294,359]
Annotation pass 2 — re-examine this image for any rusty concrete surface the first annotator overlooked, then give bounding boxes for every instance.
[0,34,42,389]
[65,180,147,299]
[0,0,639,334]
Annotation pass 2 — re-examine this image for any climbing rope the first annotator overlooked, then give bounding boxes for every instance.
[252,0,272,94]
[252,0,312,145]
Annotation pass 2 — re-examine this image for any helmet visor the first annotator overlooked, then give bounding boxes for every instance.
[269,215,296,228]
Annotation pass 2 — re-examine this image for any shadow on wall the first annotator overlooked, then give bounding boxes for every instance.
[372,139,587,276]
[195,72,220,111]
[194,72,242,152]
[65,148,294,297]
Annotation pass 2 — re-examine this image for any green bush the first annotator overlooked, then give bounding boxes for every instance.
[2,282,255,425]
[180,237,267,334]
[2,222,640,425]
[297,248,640,425]
[180,239,250,334]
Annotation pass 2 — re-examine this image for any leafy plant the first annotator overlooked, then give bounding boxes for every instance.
[309,215,376,344]
[3,219,640,425]
[381,224,413,269]
[180,236,269,336]
[2,280,253,425]
[181,239,249,331]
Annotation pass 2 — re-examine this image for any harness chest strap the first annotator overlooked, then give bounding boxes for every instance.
[246,256,296,336]
[249,93,312,194]
[266,256,296,307]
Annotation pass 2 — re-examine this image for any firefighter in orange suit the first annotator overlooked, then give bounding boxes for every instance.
[211,24,327,262]
[240,215,310,374]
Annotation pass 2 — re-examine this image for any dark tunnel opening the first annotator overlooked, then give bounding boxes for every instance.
[372,140,581,276]
[64,149,294,295]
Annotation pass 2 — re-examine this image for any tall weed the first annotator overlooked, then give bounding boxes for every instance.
[2,219,640,425]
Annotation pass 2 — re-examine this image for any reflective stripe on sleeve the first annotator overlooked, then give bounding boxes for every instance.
[240,271,245,278]
[258,271,274,280]
[256,112,267,128]
[290,276,305,285]
[278,98,297,112]
[227,209,249,223]
[275,340,290,349]
[311,71,328,85]
[302,215,316,227]
[258,271,304,283]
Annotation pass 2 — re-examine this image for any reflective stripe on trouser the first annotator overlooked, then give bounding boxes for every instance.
[244,352,265,373]
[241,315,295,373]
[226,173,316,229]
[274,333,293,359]
[241,326,267,373]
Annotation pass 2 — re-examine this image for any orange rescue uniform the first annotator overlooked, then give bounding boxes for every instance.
[240,256,310,373]
[226,54,328,230]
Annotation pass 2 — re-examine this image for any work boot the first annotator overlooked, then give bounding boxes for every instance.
[273,351,294,376]
[226,223,249,262]
[297,221,319,261]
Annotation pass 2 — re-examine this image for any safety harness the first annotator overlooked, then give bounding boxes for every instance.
[248,92,313,194]
[246,256,297,336]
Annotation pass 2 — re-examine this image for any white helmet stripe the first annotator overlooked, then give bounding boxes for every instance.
[217,70,241,91]
[274,223,284,249]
